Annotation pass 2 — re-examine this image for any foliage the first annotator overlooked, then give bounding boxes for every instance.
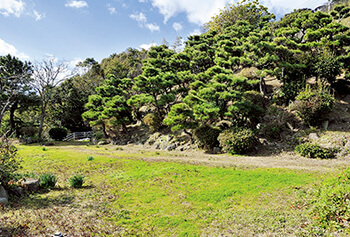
[0,54,34,134]
[48,127,68,141]
[218,127,257,154]
[69,174,84,188]
[39,173,57,189]
[0,137,21,188]
[205,0,275,31]
[292,85,335,126]
[87,156,94,161]
[143,113,162,132]
[193,125,221,150]
[294,142,338,159]
[309,168,350,231]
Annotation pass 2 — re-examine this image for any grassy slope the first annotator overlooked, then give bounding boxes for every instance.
[0,143,327,236]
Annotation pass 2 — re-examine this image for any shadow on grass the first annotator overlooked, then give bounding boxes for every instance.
[23,141,89,147]
[9,193,75,209]
[0,226,28,236]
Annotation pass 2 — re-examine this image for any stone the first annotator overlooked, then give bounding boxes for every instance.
[309,133,320,141]
[322,121,329,131]
[0,185,8,205]
[97,140,109,145]
[213,147,221,154]
[167,143,177,151]
[11,187,24,197]
[23,178,40,192]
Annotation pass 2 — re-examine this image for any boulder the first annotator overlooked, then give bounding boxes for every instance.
[309,133,320,141]
[0,185,8,205]
[23,178,40,192]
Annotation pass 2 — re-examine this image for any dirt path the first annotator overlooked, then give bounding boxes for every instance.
[62,144,350,173]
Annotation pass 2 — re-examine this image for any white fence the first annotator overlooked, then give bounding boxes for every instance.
[64,131,93,141]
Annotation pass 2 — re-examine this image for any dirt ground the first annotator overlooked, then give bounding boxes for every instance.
[65,143,350,174]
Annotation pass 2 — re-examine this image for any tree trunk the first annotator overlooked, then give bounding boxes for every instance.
[9,101,18,135]
[38,105,46,139]
[259,76,266,96]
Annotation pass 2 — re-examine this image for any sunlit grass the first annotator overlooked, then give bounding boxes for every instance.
[1,143,325,235]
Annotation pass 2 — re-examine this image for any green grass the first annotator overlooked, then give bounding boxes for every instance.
[1,143,326,236]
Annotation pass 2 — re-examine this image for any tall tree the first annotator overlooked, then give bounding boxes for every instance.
[0,55,33,134]
[32,58,70,138]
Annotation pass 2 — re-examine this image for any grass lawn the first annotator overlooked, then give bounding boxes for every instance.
[0,142,329,236]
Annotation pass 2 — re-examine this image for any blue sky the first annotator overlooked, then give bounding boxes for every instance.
[1,0,328,64]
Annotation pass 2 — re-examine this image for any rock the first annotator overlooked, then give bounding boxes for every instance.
[154,143,160,149]
[11,187,24,197]
[23,178,40,192]
[322,121,329,131]
[309,133,320,141]
[167,143,177,151]
[0,185,8,205]
[213,147,221,154]
[345,140,350,151]
[98,140,109,145]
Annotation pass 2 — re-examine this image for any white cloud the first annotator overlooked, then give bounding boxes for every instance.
[139,42,157,50]
[0,0,25,17]
[189,29,201,36]
[145,23,160,32]
[33,10,45,21]
[0,38,30,60]
[130,12,147,23]
[173,22,183,32]
[106,4,116,15]
[65,0,88,9]
[130,12,160,32]
[148,0,328,25]
[148,0,234,24]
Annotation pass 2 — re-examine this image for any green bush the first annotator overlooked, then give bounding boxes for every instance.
[69,174,84,188]
[143,113,162,132]
[39,173,57,189]
[193,125,221,150]
[308,168,350,231]
[218,128,257,155]
[292,85,334,126]
[0,137,21,189]
[294,142,338,159]
[49,127,68,141]
[87,156,94,161]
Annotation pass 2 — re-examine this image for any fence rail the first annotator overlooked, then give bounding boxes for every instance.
[64,131,93,141]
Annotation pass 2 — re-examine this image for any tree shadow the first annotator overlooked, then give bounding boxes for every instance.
[0,226,28,236]
[8,192,75,209]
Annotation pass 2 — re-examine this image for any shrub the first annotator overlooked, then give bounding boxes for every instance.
[39,173,57,189]
[295,142,338,159]
[0,137,21,189]
[218,128,257,155]
[193,125,221,150]
[292,85,334,126]
[143,113,162,132]
[87,156,94,161]
[69,174,84,188]
[308,168,350,230]
[49,127,68,141]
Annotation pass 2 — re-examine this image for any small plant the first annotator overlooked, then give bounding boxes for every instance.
[0,137,21,189]
[42,147,47,151]
[39,173,57,189]
[295,142,338,159]
[48,127,68,141]
[69,174,84,188]
[87,156,94,161]
[292,85,334,127]
[218,127,257,155]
